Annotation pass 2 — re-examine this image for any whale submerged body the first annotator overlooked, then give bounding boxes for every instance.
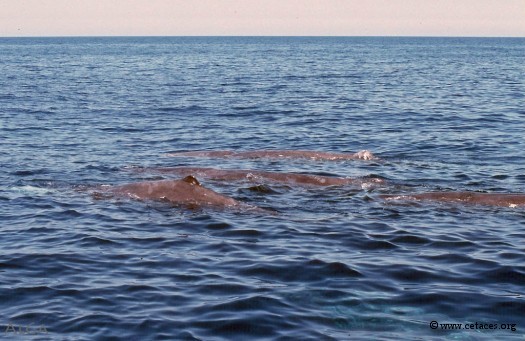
[166,149,377,161]
[140,166,385,187]
[101,176,259,210]
[381,192,525,208]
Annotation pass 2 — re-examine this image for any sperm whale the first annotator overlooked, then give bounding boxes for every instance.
[97,175,264,211]
[380,192,525,208]
[136,166,385,187]
[166,149,377,161]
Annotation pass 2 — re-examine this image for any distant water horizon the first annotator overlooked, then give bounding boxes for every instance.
[2,34,525,38]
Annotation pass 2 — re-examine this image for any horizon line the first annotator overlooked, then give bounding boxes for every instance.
[1,34,524,39]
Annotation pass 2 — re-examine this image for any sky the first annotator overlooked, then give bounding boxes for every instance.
[1,0,524,37]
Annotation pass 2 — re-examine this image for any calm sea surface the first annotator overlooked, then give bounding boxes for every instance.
[0,37,524,340]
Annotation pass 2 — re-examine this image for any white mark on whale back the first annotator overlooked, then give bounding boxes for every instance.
[383,195,411,201]
[313,176,326,184]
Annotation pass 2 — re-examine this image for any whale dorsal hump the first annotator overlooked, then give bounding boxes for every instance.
[182,175,201,186]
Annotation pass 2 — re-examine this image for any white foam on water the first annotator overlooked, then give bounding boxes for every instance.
[10,185,54,196]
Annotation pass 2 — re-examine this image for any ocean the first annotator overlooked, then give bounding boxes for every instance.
[0,36,524,340]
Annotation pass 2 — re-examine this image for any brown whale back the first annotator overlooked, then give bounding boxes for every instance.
[381,192,525,208]
[100,177,273,213]
[147,166,384,187]
[166,149,377,161]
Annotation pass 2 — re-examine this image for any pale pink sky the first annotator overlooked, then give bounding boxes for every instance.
[1,0,524,37]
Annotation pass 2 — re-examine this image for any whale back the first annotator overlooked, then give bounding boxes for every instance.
[107,177,240,207]
[381,192,525,208]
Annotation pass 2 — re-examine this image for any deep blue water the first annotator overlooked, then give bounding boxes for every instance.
[1,37,524,340]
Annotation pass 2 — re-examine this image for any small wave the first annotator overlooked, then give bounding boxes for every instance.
[154,105,207,113]
[481,266,525,286]
[9,185,55,196]
[77,236,120,247]
[386,266,441,283]
[359,240,399,250]
[239,259,361,283]
[221,229,262,238]
[429,240,479,249]
[389,235,431,245]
